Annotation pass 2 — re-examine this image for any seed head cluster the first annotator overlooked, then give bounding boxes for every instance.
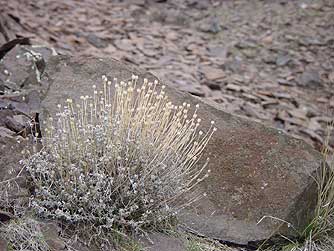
[25,75,216,233]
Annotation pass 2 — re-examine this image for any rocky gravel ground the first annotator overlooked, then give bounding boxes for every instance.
[0,0,333,151]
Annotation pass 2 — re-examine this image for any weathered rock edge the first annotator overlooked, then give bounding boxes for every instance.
[39,55,321,245]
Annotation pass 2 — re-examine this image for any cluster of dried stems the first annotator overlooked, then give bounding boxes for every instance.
[0,218,50,251]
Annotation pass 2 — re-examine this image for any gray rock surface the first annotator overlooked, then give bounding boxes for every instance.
[139,233,186,251]
[39,55,322,245]
[0,45,53,92]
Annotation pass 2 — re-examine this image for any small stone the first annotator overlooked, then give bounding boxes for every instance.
[187,0,211,9]
[262,35,273,44]
[199,15,222,33]
[298,69,322,88]
[262,53,276,64]
[114,39,136,51]
[224,58,243,73]
[5,116,25,133]
[317,97,328,103]
[86,34,108,48]
[276,54,291,66]
[201,66,225,81]
[277,78,294,86]
[208,46,227,59]
[299,37,324,46]
[226,83,241,92]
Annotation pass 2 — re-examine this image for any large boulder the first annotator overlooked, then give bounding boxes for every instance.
[39,55,321,245]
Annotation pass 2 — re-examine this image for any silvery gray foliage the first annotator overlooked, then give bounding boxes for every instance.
[25,75,215,233]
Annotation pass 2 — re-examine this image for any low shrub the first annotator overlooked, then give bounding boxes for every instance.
[24,75,215,240]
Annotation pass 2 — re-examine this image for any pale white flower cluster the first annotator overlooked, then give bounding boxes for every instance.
[25,75,215,233]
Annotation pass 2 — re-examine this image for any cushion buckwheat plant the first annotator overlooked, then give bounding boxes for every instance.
[25,75,216,239]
